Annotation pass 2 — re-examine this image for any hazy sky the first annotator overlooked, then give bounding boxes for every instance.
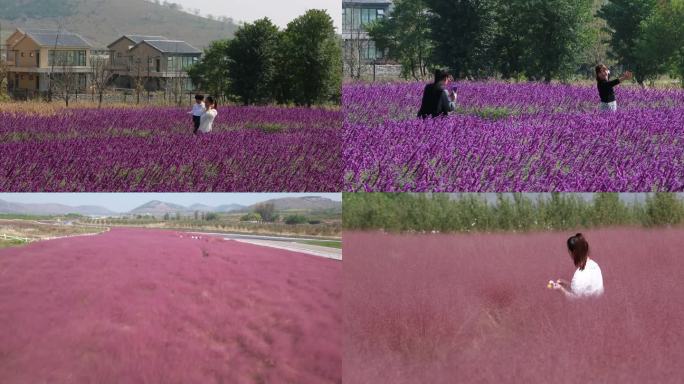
[0,193,341,212]
[173,0,342,31]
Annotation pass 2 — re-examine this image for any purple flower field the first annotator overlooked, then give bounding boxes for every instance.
[344,82,684,192]
[0,106,341,192]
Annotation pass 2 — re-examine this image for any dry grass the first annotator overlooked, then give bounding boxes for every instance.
[0,219,105,240]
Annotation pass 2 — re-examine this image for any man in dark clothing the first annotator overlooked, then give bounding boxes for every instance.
[595,64,633,112]
[418,69,457,119]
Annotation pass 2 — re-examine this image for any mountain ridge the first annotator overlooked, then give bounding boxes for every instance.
[0,197,340,217]
[0,0,238,48]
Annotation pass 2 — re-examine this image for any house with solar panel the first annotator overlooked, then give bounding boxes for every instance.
[5,28,93,98]
[107,35,201,91]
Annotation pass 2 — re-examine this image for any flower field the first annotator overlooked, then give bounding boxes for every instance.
[0,106,341,191]
[344,82,684,192]
[344,228,684,383]
[0,228,341,383]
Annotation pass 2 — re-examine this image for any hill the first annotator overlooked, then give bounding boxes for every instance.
[0,0,238,48]
[247,196,342,212]
[0,199,114,216]
[128,200,189,216]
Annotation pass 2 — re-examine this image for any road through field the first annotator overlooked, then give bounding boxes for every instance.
[0,228,341,384]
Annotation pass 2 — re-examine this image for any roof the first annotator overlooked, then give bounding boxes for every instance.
[107,35,168,49]
[23,29,92,48]
[137,40,201,54]
[125,35,168,44]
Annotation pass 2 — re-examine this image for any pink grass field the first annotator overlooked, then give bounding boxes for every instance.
[344,228,684,384]
[0,228,341,384]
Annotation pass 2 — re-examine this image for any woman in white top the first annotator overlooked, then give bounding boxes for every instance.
[198,96,218,134]
[551,233,604,298]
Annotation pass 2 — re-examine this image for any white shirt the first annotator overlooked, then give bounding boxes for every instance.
[198,108,217,133]
[191,102,206,117]
[570,258,604,298]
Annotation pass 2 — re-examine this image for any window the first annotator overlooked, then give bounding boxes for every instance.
[21,52,25,57]
[166,56,198,71]
[344,7,388,31]
[29,75,34,80]
[48,50,87,66]
[30,52,35,57]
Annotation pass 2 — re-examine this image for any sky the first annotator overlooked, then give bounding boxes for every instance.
[0,193,341,212]
[173,0,342,31]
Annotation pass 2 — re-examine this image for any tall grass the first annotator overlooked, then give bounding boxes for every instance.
[344,229,684,383]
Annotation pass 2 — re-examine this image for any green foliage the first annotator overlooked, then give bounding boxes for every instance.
[254,203,277,223]
[240,212,262,222]
[643,193,684,227]
[190,10,339,106]
[279,10,342,106]
[366,0,433,80]
[226,18,281,105]
[0,0,75,19]
[494,0,594,82]
[343,193,684,233]
[285,215,309,225]
[425,0,499,79]
[187,40,232,102]
[598,0,658,83]
[636,0,684,87]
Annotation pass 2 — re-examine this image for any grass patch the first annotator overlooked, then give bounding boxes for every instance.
[0,239,29,249]
[244,122,288,134]
[298,240,342,249]
[456,106,517,120]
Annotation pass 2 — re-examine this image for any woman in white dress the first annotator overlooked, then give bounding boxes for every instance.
[198,96,218,134]
[550,233,604,298]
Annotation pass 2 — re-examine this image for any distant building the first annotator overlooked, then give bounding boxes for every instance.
[5,28,93,98]
[342,0,393,77]
[107,35,201,92]
[342,0,393,62]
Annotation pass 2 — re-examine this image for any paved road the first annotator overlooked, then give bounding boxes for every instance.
[189,231,340,243]
[232,239,342,261]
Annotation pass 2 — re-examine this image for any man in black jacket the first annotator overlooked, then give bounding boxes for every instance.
[417,69,457,119]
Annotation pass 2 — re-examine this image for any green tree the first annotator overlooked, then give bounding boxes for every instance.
[591,193,631,226]
[226,18,281,105]
[494,0,594,82]
[163,213,170,221]
[285,215,309,225]
[644,193,684,227]
[240,212,262,222]
[279,10,342,106]
[636,0,684,87]
[367,0,433,80]
[425,0,498,79]
[187,39,232,102]
[254,203,277,222]
[598,0,658,84]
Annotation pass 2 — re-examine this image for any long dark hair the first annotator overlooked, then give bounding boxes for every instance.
[595,64,607,81]
[206,96,217,109]
[567,233,589,271]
